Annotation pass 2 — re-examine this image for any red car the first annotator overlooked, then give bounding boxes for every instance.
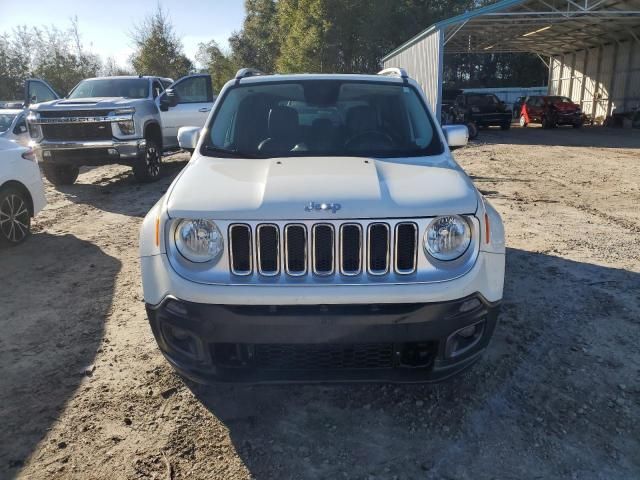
[519,96,583,129]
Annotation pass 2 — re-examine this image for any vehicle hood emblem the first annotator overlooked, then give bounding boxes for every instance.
[305,201,341,213]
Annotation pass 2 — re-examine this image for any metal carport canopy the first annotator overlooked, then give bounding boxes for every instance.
[382,0,640,57]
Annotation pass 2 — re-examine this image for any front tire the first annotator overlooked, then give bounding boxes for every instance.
[0,187,31,247]
[133,138,162,183]
[500,121,511,130]
[42,164,80,186]
[466,121,479,140]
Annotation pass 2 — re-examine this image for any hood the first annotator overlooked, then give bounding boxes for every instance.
[167,155,479,220]
[30,97,142,111]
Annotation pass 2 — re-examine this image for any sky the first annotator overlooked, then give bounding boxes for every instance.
[0,0,246,68]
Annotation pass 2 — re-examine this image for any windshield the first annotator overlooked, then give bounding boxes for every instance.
[68,78,149,99]
[467,94,500,106]
[203,80,442,158]
[0,113,18,133]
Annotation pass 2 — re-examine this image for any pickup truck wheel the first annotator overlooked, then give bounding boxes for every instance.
[42,164,80,186]
[133,139,161,183]
[0,187,31,247]
[500,121,511,130]
[466,122,478,140]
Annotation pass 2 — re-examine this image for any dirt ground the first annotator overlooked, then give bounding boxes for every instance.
[1,125,639,480]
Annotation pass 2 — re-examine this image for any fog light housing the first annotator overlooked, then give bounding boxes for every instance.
[43,150,51,158]
[445,320,486,358]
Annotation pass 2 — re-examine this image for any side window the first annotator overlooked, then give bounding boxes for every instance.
[29,81,57,104]
[173,76,211,104]
[13,114,27,134]
[152,81,163,99]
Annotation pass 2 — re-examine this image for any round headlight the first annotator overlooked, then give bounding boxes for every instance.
[175,219,223,263]
[424,215,471,261]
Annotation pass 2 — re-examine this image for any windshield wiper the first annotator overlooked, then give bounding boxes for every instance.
[202,145,268,159]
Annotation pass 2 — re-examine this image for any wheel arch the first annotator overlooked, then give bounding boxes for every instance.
[144,121,163,151]
[0,180,34,216]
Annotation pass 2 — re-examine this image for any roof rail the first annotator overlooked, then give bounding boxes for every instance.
[235,68,264,80]
[377,67,409,79]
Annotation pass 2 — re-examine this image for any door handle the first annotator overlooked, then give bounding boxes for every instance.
[198,108,211,113]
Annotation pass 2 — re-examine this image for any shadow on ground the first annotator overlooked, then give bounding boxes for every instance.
[49,154,188,218]
[0,233,120,478]
[474,125,640,149]
[184,247,639,479]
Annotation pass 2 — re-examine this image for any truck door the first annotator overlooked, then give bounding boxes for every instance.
[24,79,59,106]
[158,75,215,148]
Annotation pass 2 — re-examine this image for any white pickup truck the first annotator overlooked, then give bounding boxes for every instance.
[139,68,506,383]
[26,75,215,185]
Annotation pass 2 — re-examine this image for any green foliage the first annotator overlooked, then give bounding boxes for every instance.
[229,0,280,73]
[130,6,193,80]
[0,23,100,100]
[195,40,238,92]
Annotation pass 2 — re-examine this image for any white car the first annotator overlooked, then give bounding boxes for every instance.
[0,108,30,146]
[139,68,505,383]
[0,138,46,247]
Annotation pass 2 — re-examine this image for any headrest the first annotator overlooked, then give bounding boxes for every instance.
[268,106,299,139]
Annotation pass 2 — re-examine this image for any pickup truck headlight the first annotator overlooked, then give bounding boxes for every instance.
[175,219,224,263]
[117,120,135,135]
[424,215,471,261]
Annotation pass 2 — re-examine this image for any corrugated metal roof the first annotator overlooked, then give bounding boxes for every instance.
[382,0,640,59]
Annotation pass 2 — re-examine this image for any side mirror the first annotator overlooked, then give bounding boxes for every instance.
[442,125,468,149]
[178,126,202,151]
[159,89,179,111]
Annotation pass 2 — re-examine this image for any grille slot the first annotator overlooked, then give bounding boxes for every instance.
[312,224,335,275]
[368,223,390,274]
[42,122,112,141]
[255,343,395,369]
[340,224,362,275]
[229,224,252,275]
[285,224,307,276]
[395,223,418,273]
[257,224,280,275]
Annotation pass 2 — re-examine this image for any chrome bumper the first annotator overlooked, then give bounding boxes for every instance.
[32,139,146,160]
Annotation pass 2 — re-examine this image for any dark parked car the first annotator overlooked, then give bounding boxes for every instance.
[519,95,583,129]
[452,93,512,135]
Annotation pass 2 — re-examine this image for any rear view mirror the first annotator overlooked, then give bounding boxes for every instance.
[442,125,468,149]
[178,126,202,152]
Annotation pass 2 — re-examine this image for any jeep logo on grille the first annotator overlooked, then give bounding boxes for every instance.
[305,201,341,213]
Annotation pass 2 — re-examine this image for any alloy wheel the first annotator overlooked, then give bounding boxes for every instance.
[146,145,161,178]
[0,193,29,243]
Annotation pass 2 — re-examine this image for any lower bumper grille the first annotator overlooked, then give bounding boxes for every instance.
[256,343,394,369]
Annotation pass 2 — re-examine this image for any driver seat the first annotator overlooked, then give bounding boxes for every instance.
[345,105,378,136]
[258,106,300,154]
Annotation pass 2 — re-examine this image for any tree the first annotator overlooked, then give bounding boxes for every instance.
[229,0,279,73]
[196,40,238,91]
[130,6,193,79]
[0,22,100,100]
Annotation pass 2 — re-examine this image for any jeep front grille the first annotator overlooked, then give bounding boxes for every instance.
[229,221,419,278]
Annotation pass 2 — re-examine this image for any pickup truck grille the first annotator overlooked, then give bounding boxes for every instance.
[228,221,418,277]
[39,110,111,118]
[42,122,112,141]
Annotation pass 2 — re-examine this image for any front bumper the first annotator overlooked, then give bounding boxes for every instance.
[146,294,500,383]
[470,112,512,125]
[33,139,146,166]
